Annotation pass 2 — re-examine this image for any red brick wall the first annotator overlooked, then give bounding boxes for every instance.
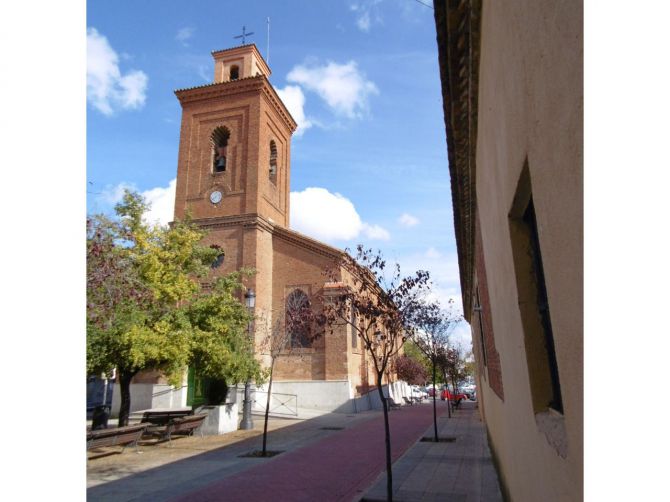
[474,211,504,400]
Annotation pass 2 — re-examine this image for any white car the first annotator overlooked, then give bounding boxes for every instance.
[461,384,476,399]
[410,385,428,401]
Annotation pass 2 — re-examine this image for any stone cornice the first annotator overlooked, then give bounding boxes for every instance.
[273,226,346,261]
[260,77,298,133]
[434,0,482,320]
[189,213,264,231]
[189,213,345,260]
[174,76,264,103]
[174,76,297,133]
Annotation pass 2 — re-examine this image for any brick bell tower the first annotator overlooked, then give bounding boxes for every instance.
[173,44,297,316]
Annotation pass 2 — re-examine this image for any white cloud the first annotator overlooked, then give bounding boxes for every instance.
[362,223,391,240]
[290,187,389,242]
[141,179,177,226]
[98,179,176,227]
[176,26,194,46]
[398,213,420,227]
[87,27,148,116]
[350,0,383,32]
[276,85,313,136]
[99,181,135,206]
[287,60,378,119]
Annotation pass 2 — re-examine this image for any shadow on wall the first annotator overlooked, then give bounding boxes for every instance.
[108,380,414,419]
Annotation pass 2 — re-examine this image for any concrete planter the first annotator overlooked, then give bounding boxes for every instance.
[199,403,239,435]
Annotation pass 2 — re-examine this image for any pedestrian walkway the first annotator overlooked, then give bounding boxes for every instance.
[88,400,502,502]
[171,403,440,502]
[361,401,503,501]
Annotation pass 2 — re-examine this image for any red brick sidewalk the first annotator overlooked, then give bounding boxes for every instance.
[172,403,445,502]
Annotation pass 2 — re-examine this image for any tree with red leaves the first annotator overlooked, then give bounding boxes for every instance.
[321,245,430,502]
[394,354,428,385]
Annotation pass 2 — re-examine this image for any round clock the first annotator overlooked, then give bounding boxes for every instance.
[209,190,223,204]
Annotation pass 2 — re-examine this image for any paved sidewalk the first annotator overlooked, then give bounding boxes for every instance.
[88,401,502,502]
[171,403,440,502]
[361,401,503,501]
[88,410,378,500]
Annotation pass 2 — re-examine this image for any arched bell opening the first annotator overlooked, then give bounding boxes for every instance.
[211,127,230,173]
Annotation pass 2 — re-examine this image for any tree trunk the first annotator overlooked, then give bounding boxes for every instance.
[118,370,135,427]
[262,362,274,455]
[377,373,393,502]
[432,360,438,441]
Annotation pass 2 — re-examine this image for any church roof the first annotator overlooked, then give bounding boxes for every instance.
[173,75,260,94]
[211,43,258,55]
[273,225,347,261]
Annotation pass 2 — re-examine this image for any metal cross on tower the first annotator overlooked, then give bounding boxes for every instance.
[234,26,254,45]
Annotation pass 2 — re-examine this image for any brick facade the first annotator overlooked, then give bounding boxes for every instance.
[171,44,378,396]
[474,209,504,401]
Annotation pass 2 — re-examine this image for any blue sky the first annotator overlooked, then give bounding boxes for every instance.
[86,0,470,348]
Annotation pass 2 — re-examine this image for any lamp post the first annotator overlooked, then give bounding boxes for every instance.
[240,288,256,430]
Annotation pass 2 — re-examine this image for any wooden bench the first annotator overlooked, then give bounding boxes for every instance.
[139,409,193,426]
[147,414,208,445]
[87,424,148,455]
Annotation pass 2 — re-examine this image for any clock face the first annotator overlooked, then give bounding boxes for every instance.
[210,191,223,204]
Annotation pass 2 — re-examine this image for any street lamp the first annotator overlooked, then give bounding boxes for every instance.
[240,288,256,430]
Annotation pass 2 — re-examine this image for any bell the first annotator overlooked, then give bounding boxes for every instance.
[216,157,226,170]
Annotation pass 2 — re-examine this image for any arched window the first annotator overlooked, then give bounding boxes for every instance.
[285,289,311,348]
[211,127,230,173]
[210,245,225,269]
[269,140,278,182]
[229,65,240,81]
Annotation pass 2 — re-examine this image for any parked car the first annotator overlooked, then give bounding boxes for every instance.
[460,383,476,399]
[410,385,428,401]
[440,388,468,404]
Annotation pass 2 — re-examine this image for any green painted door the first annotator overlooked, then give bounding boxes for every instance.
[186,366,210,407]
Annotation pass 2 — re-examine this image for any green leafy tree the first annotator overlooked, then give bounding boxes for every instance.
[87,191,261,426]
[187,270,264,385]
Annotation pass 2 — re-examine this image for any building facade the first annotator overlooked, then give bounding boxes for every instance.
[434,1,582,500]
[112,44,393,417]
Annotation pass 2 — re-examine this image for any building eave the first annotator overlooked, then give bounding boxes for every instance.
[433,0,482,321]
[174,75,297,133]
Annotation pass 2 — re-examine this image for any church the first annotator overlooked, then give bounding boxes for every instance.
[112,43,400,418]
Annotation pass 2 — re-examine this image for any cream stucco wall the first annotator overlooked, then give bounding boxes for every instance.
[474,0,582,500]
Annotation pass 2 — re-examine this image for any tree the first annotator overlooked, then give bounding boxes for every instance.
[87,191,261,426]
[187,270,265,387]
[402,340,433,384]
[321,246,430,502]
[411,299,462,441]
[393,355,428,385]
[254,292,323,456]
[438,343,468,402]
